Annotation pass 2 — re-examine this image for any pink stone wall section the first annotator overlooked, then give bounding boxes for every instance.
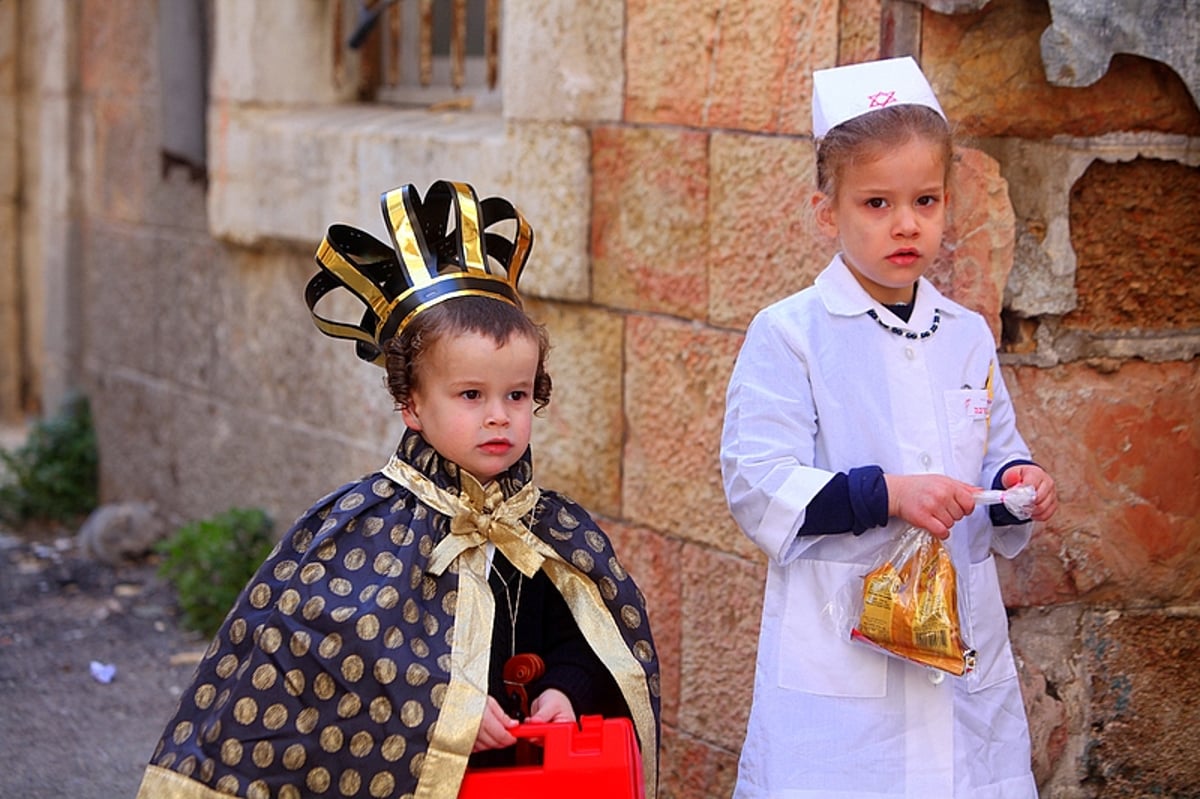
[708,132,826,329]
[625,0,838,134]
[592,127,710,320]
[622,315,753,557]
[996,360,1200,606]
[926,146,1015,341]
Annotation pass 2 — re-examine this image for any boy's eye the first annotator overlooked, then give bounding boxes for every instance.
[461,390,480,400]
[916,195,939,207]
[865,197,887,209]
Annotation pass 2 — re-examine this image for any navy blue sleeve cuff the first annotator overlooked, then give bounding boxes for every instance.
[798,465,889,536]
[990,459,1037,526]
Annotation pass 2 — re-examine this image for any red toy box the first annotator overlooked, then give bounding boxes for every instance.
[458,715,643,799]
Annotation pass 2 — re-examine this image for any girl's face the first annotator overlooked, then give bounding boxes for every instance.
[400,330,539,483]
[813,136,948,305]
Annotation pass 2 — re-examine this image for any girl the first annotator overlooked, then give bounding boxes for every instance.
[721,57,1057,798]
[137,181,660,799]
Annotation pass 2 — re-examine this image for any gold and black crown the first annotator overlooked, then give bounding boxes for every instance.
[305,180,534,366]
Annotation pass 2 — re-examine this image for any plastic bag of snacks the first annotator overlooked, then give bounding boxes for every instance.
[836,526,976,676]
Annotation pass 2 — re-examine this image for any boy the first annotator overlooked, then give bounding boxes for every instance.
[137,181,660,799]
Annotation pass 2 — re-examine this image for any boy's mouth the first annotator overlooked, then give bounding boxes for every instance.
[480,439,511,455]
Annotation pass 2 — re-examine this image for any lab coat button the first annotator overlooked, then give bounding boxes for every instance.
[928,669,945,685]
[904,346,915,360]
[920,453,932,468]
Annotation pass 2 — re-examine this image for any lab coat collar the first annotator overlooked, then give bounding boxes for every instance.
[815,253,960,331]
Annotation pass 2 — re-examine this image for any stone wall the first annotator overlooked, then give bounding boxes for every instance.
[7,0,1199,796]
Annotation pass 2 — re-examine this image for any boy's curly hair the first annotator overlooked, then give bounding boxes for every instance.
[383,296,552,412]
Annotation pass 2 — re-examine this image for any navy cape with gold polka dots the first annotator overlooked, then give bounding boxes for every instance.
[136,430,661,799]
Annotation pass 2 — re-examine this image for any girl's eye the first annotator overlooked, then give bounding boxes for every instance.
[916,195,940,207]
[508,390,528,402]
[865,198,887,209]
[462,390,480,400]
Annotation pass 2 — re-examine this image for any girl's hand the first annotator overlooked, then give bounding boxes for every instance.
[884,473,979,540]
[1001,464,1058,522]
[472,696,519,752]
[527,688,575,724]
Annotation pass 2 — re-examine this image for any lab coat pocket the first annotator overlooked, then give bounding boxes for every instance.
[777,558,887,698]
[964,555,1018,693]
[943,388,990,479]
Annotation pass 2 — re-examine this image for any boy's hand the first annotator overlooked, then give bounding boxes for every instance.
[884,473,979,540]
[472,696,519,752]
[527,688,575,724]
[1001,464,1058,522]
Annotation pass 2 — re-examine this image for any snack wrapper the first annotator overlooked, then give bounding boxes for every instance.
[833,526,976,676]
[976,483,1037,520]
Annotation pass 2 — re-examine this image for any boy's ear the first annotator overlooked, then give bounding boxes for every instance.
[400,401,422,431]
[812,192,838,239]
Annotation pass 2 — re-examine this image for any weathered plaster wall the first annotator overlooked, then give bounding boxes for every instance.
[8,0,1198,796]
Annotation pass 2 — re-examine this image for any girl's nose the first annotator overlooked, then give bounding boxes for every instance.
[893,207,919,237]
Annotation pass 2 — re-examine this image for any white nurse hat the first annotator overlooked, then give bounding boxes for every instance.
[812,56,946,139]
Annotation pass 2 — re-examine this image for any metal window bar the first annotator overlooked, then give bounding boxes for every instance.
[336,0,499,103]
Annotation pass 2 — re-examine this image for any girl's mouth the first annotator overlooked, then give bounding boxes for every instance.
[887,249,921,266]
[480,440,511,455]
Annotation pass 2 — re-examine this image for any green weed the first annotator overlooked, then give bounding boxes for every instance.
[0,393,99,526]
[156,507,276,637]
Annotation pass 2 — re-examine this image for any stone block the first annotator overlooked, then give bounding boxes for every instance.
[592,127,710,320]
[624,0,719,126]
[625,0,837,134]
[997,360,1200,606]
[526,300,624,518]
[83,223,159,377]
[208,109,590,301]
[1062,157,1200,331]
[659,725,741,799]
[922,1,1200,138]
[839,0,883,65]
[212,0,345,105]
[502,0,623,123]
[603,521,684,727]
[1009,605,1088,790]
[79,0,157,96]
[24,1,75,94]
[708,131,827,330]
[976,134,1200,332]
[925,146,1015,342]
[677,544,764,750]
[1040,0,1200,109]
[209,247,400,449]
[622,315,753,556]
[1081,608,1200,794]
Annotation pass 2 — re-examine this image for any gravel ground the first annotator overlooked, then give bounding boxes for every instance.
[0,527,207,799]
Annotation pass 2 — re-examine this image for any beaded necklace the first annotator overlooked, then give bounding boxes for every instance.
[865,307,941,340]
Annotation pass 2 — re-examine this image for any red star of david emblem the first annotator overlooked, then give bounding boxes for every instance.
[868,90,896,108]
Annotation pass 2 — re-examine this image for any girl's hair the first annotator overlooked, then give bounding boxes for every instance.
[383,296,553,412]
[815,104,953,201]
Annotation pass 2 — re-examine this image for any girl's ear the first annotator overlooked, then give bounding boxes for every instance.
[812,191,838,239]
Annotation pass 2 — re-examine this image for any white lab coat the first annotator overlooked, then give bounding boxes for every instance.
[722,255,1038,798]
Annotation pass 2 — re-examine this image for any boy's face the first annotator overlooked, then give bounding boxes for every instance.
[813,136,948,305]
[400,330,539,483]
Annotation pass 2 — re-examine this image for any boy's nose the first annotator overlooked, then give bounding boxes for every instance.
[485,403,510,427]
